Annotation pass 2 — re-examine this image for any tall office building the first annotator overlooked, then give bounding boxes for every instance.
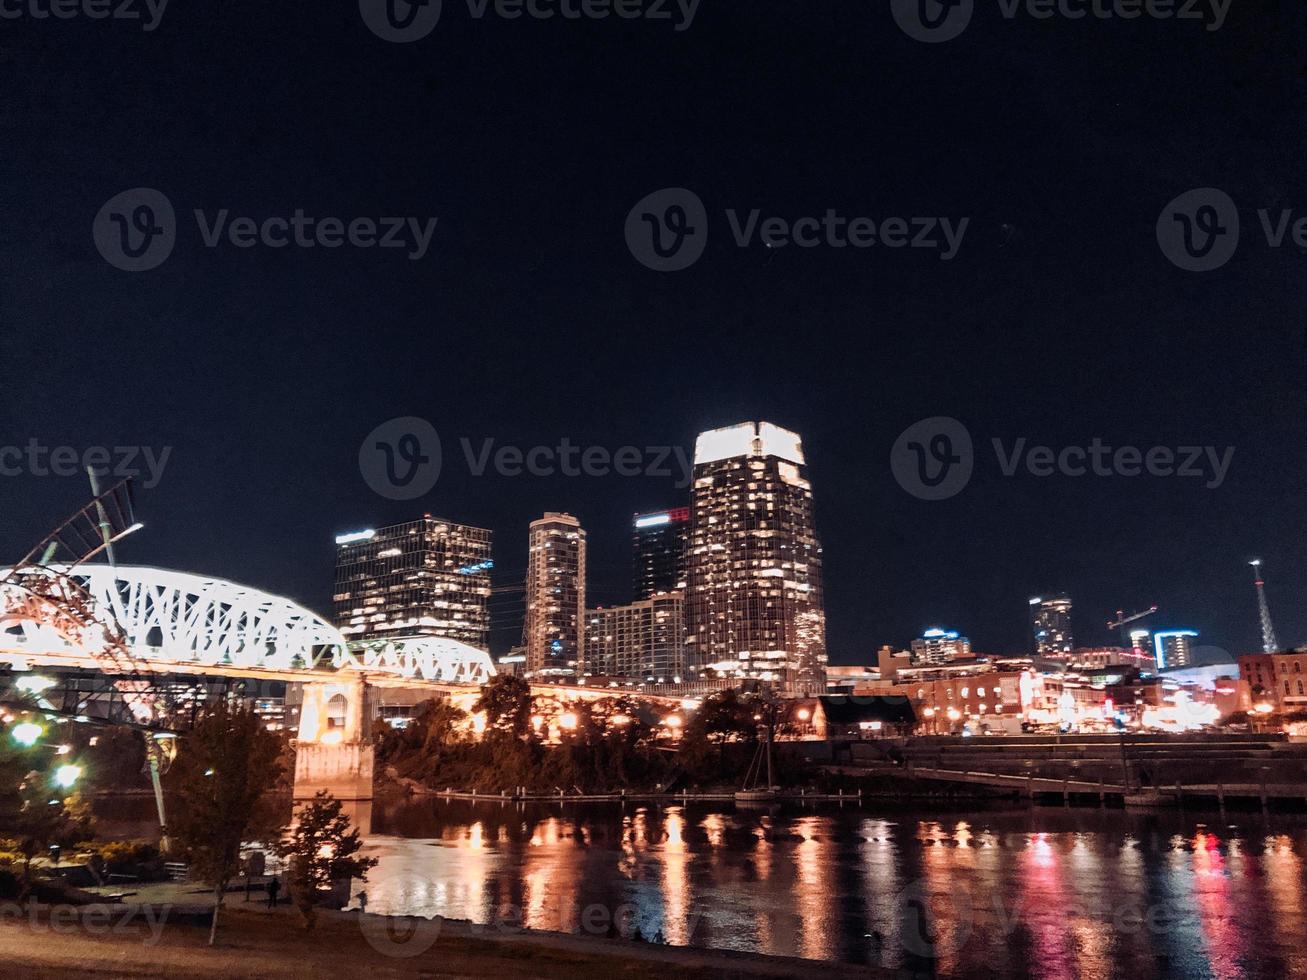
[632,507,689,599]
[1154,629,1198,670]
[1030,594,1074,656]
[524,512,587,677]
[585,592,685,681]
[910,628,971,665]
[684,422,827,694]
[332,517,493,648]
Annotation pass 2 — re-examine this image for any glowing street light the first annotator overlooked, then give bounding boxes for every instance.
[796,708,811,721]
[663,715,683,729]
[559,712,579,731]
[15,676,57,695]
[946,708,962,722]
[11,722,42,747]
[53,765,82,789]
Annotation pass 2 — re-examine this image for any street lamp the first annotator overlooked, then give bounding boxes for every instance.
[53,765,82,789]
[10,722,42,747]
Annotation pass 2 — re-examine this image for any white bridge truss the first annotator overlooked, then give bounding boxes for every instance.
[0,565,496,685]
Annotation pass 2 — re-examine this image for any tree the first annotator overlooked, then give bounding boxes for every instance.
[276,791,377,929]
[474,674,532,739]
[168,702,286,946]
[11,784,93,895]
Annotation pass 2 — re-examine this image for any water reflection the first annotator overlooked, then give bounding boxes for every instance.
[357,799,1307,976]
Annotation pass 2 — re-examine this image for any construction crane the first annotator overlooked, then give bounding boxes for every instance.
[0,477,173,848]
[1106,605,1158,646]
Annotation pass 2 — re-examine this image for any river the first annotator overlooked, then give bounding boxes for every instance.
[354,797,1307,978]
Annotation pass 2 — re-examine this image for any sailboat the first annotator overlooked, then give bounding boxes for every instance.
[735,719,780,802]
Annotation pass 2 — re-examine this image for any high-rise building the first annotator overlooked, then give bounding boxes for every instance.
[524,512,587,677]
[1030,594,1074,656]
[332,517,493,648]
[1154,629,1198,670]
[584,592,685,681]
[910,628,971,665]
[684,421,827,694]
[632,507,689,600]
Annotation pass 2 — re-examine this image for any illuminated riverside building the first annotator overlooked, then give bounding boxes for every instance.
[632,507,689,599]
[524,512,587,677]
[584,592,685,681]
[684,422,827,695]
[1030,594,1074,655]
[1068,646,1157,672]
[1238,649,1307,718]
[332,517,492,648]
[910,628,971,665]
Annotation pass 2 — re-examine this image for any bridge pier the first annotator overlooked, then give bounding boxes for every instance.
[293,677,374,833]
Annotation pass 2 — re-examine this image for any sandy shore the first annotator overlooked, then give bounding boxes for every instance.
[0,899,889,979]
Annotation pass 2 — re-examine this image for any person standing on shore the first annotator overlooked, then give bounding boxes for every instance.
[267,876,281,909]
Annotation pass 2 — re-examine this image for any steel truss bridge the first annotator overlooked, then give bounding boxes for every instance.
[0,564,497,686]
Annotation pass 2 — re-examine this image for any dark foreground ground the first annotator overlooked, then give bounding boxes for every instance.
[0,902,886,979]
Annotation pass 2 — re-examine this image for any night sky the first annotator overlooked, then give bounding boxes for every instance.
[1,2,1304,662]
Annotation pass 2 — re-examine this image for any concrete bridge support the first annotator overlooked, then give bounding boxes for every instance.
[293,677,375,831]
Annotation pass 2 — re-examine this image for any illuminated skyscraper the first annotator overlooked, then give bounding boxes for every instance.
[524,512,587,677]
[585,592,685,680]
[910,628,971,665]
[684,422,827,694]
[1030,594,1074,656]
[1154,629,1198,670]
[332,517,492,648]
[632,507,689,600]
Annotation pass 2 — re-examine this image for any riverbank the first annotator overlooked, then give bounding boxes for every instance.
[0,901,888,979]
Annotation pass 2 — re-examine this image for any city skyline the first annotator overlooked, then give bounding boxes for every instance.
[313,419,1294,669]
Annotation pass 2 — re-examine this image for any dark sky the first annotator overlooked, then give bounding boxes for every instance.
[1,2,1304,662]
